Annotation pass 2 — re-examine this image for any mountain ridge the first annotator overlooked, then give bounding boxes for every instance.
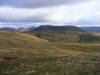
[81,27,100,32]
[30,25,84,32]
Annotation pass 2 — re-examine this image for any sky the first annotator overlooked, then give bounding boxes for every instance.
[0,0,100,28]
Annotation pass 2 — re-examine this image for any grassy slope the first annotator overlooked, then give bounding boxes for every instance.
[0,30,80,57]
[91,32,100,36]
[32,31,83,42]
[31,30,100,43]
[0,30,100,75]
[0,30,50,54]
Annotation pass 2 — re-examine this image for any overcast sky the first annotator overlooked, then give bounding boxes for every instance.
[0,0,100,28]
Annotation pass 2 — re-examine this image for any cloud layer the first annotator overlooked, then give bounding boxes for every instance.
[0,0,100,27]
[0,0,91,8]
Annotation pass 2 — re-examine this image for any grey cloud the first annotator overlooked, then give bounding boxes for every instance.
[0,15,48,23]
[0,0,99,26]
[75,18,100,25]
[0,0,91,8]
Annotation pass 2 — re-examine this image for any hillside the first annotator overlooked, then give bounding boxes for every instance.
[28,26,84,42]
[0,27,16,32]
[90,32,100,36]
[79,33,100,43]
[16,28,28,32]
[0,30,48,51]
[0,30,74,56]
[33,31,83,42]
[27,26,100,43]
[81,27,100,32]
[31,25,84,32]
[0,30,100,75]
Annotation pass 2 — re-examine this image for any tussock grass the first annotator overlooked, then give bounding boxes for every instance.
[0,30,100,75]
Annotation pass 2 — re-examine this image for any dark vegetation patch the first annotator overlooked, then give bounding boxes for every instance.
[3,57,18,60]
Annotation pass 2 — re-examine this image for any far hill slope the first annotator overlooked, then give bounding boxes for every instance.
[33,31,83,42]
[16,28,28,32]
[28,26,84,42]
[31,25,84,32]
[81,27,100,32]
[27,26,100,43]
[0,27,16,32]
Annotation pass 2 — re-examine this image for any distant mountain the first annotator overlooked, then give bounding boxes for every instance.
[30,25,84,32]
[81,27,100,32]
[0,27,16,32]
[26,25,100,43]
[16,28,28,32]
[28,26,36,31]
[15,27,36,32]
[28,26,84,42]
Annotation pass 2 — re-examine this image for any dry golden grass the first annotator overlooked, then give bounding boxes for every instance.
[0,30,82,58]
[0,30,100,75]
[91,32,100,36]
